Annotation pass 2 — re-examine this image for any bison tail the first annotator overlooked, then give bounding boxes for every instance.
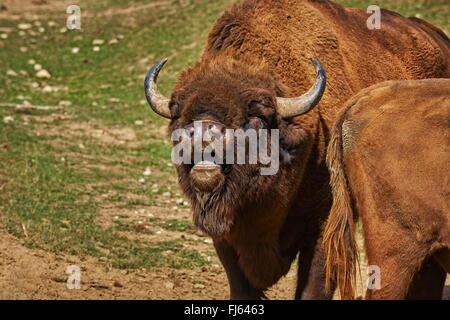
[323,108,359,300]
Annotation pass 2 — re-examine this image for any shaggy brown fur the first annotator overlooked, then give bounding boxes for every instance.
[323,79,450,299]
[163,0,450,299]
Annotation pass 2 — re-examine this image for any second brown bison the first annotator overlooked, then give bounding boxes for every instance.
[145,0,450,299]
[324,78,450,299]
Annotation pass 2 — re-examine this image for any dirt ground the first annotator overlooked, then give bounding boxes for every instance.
[1,226,448,300]
[0,226,298,299]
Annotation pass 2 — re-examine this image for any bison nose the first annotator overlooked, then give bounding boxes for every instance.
[203,121,223,136]
[184,121,223,142]
[187,120,225,193]
[185,120,223,138]
[186,120,224,151]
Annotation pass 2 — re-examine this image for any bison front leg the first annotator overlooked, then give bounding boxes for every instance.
[295,234,334,300]
[214,240,264,300]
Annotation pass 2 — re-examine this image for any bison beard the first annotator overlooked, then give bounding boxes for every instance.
[144,0,450,299]
[178,160,282,237]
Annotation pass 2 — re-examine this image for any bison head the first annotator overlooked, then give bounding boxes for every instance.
[144,57,326,238]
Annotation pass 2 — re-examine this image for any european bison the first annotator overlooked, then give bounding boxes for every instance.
[324,79,450,300]
[144,0,450,299]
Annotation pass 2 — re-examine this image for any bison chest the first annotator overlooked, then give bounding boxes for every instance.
[234,240,294,289]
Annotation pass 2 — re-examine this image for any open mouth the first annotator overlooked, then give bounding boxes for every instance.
[187,161,231,175]
[188,161,229,193]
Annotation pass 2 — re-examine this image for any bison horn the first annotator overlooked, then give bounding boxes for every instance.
[144,58,171,119]
[276,58,326,119]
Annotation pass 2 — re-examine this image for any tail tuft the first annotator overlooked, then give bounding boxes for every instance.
[323,110,359,300]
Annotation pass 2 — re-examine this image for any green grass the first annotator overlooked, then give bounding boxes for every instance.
[158,218,194,233]
[0,0,448,269]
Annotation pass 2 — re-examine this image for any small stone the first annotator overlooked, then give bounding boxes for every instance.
[38,27,45,33]
[18,31,25,36]
[134,120,144,126]
[162,192,171,197]
[34,64,42,71]
[91,102,98,106]
[33,21,42,27]
[194,284,205,289]
[6,69,17,76]
[20,47,28,52]
[27,59,35,65]
[36,69,51,79]
[19,70,28,76]
[204,238,213,244]
[59,27,67,33]
[79,143,85,149]
[58,100,72,106]
[3,116,14,124]
[117,34,124,39]
[138,178,146,183]
[92,39,105,45]
[164,282,174,290]
[47,21,56,27]
[42,85,53,92]
[71,47,79,54]
[143,167,152,176]
[0,33,7,39]
[18,23,32,30]
[108,98,120,103]
[93,46,100,52]
[108,38,118,45]
[30,82,39,89]
[28,30,37,36]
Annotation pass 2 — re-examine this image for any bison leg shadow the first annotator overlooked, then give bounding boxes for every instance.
[214,240,264,300]
[405,254,447,300]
